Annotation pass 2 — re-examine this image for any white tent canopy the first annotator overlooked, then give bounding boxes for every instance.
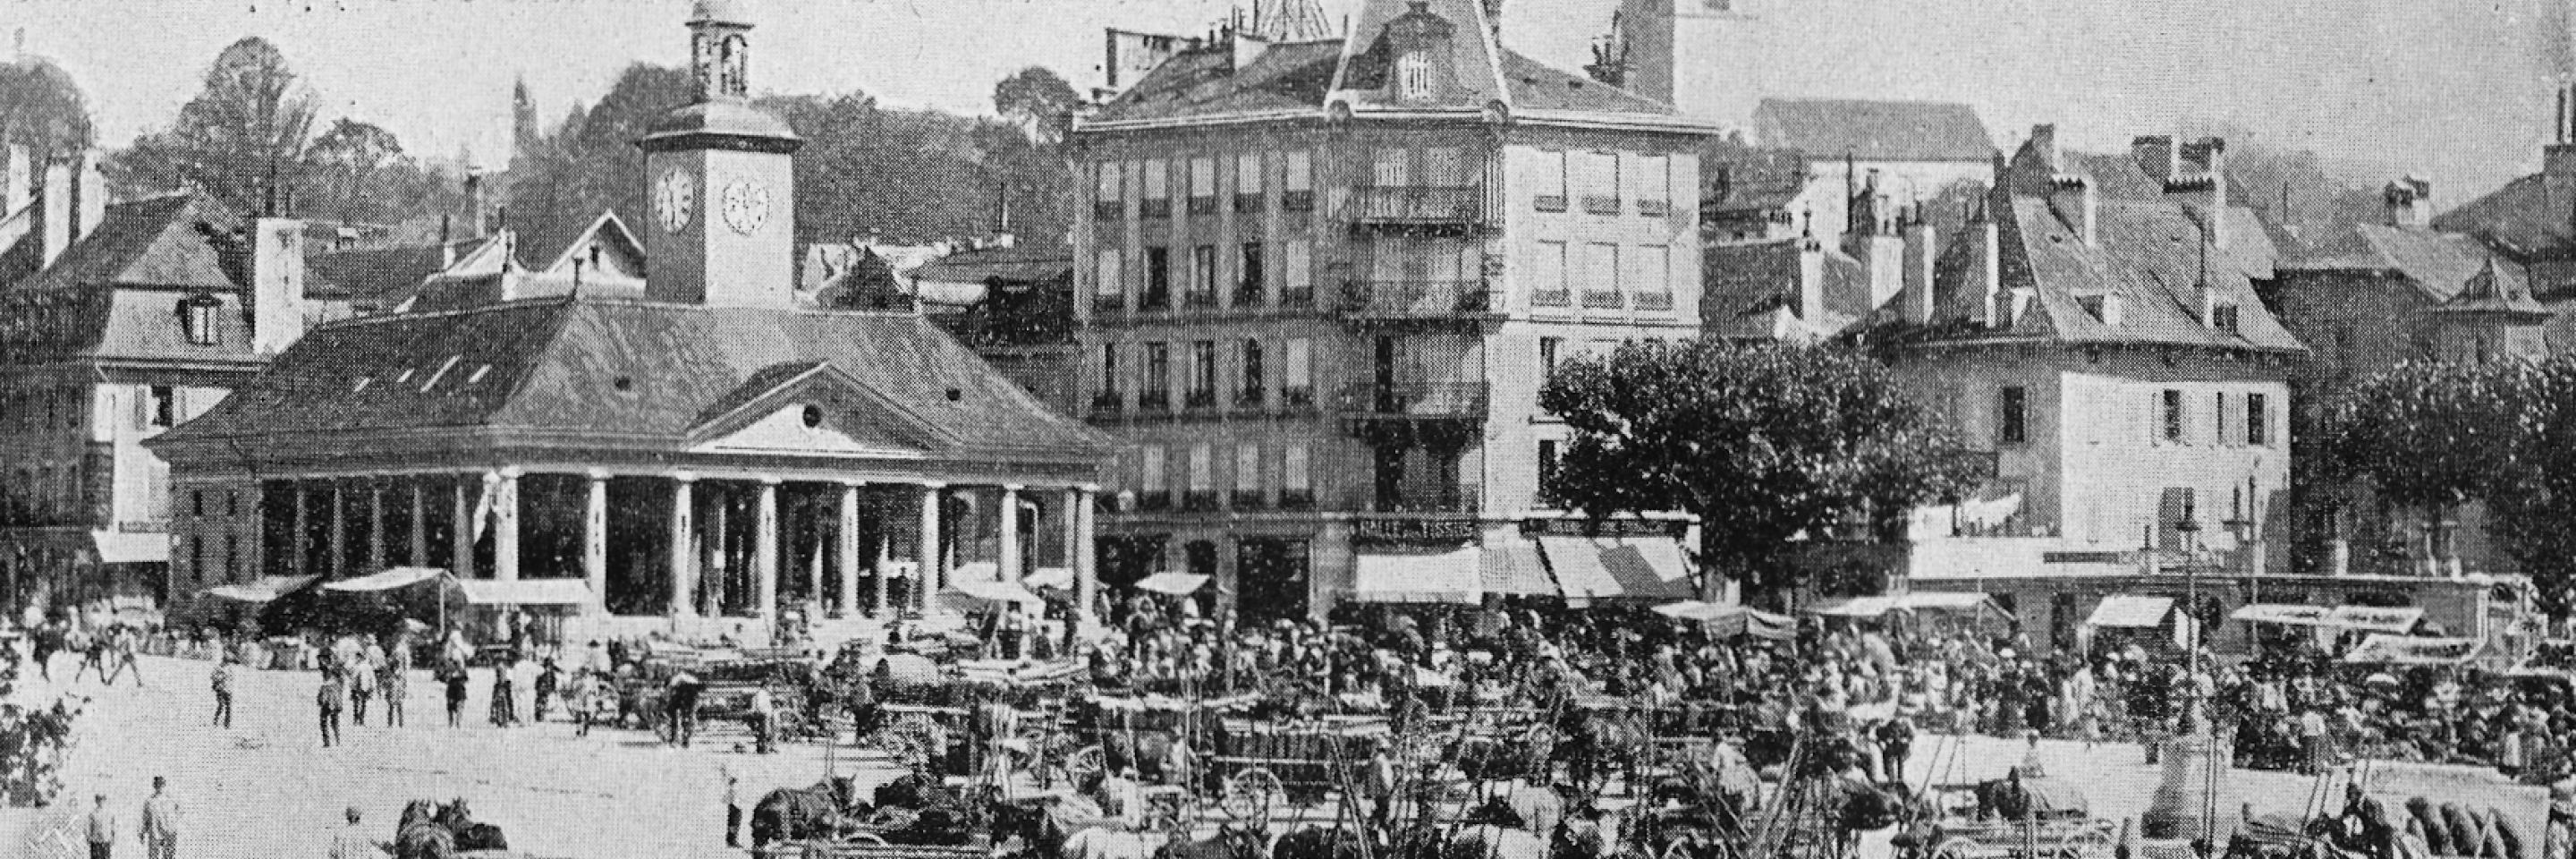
[2231,603,2332,625]
[1132,573,1209,595]
[204,575,318,603]
[324,566,448,592]
[2087,595,2175,628]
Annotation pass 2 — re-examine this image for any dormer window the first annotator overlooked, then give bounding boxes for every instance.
[178,294,223,346]
[2211,303,2241,334]
[1397,51,1434,99]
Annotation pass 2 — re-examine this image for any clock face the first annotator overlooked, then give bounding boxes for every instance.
[722,181,772,235]
[654,169,696,234]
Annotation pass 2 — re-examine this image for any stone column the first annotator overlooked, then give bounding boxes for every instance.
[492,470,520,583]
[1062,487,1082,583]
[669,473,697,617]
[367,482,387,574]
[452,477,476,579]
[999,484,1024,583]
[755,479,780,620]
[707,490,729,617]
[838,482,862,616]
[919,483,945,610]
[408,482,429,567]
[585,471,609,614]
[327,481,348,578]
[292,482,310,577]
[1074,485,1099,634]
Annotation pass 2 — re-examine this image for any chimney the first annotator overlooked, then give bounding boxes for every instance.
[438,214,456,268]
[2051,174,2097,247]
[1797,235,1826,326]
[2131,135,2178,183]
[1901,212,1936,324]
[72,152,106,241]
[1232,32,1271,71]
[1966,201,2002,327]
[2384,176,2433,227]
[3,144,29,217]
[249,217,309,355]
[2174,136,2228,250]
[38,157,72,267]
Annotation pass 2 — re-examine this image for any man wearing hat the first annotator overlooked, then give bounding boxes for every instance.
[1362,736,1398,829]
[328,806,382,859]
[85,793,117,859]
[140,776,179,859]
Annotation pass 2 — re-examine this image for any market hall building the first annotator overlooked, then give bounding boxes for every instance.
[148,0,1115,639]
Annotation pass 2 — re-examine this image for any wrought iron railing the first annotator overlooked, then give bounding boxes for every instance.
[1337,280,1502,319]
[1335,381,1489,418]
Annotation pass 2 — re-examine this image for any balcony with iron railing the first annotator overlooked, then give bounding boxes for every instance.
[1088,389,1123,415]
[1277,489,1316,511]
[1337,279,1504,321]
[1347,186,1485,232]
[1182,489,1221,512]
[1335,380,1490,421]
[1232,489,1267,510]
[1182,389,1218,411]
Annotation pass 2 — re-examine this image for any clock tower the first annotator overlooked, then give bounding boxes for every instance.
[640,0,802,308]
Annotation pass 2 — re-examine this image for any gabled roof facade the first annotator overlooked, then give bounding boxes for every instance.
[0,192,287,367]
[2432,171,2576,260]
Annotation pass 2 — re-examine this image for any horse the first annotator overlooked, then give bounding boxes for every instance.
[1154,823,1271,859]
[1271,826,1368,859]
[394,800,454,859]
[751,777,860,848]
[434,799,508,853]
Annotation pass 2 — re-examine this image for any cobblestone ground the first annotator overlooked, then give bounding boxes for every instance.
[0,654,2529,859]
[4,654,908,859]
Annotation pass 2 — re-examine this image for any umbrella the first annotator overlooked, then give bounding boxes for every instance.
[2364,673,2402,687]
[877,653,942,683]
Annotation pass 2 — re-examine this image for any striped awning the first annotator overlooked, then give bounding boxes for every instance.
[1539,536,1694,604]
[1479,537,1556,597]
[1349,547,1482,604]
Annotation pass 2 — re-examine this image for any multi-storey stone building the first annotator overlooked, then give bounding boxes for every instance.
[1070,0,1722,620]
[0,141,336,618]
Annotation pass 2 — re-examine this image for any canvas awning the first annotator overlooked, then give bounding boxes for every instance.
[324,566,447,592]
[1348,548,1482,604]
[89,530,168,565]
[1806,592,1997,617]
[203,575,318,603]
[1653,600,1797,640]
[1024,566,1074,591]
[454,578,592,606]
[2231,603,2332,625]
[1132,573,1209,595]
[1479,538,1557,597]
[2343,634,2481,665]
[2087,595,2175,628]
[2325,606,2424,634]
[946,577,1046,608]
[1539,536,1694,604]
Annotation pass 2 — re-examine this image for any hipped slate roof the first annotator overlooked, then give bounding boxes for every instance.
[1753,98,1996,163]
[1089,0,1682,126]
[2433,172,2576,259]
[2284,223,2533,306]
[157,296,1115,463]
[1,193,242,293]
[1917,192,2304,353]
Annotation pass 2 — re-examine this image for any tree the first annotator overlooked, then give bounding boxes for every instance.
[300,118,411,223]
[0,56,95,163]
[107,38,317,213]
[1538,338,1987,605]
[2328,358,2576,615]
[992,66,1080,145]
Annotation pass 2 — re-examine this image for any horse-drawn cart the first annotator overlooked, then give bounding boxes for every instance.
[1912,777,2117,859]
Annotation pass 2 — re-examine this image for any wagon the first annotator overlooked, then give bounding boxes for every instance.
[1913,778,2115,859]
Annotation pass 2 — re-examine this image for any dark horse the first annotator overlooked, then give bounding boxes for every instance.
[1555,707,1648,799]
[434,799,509,853]
[751,776,861,848]
[394,801,453,859]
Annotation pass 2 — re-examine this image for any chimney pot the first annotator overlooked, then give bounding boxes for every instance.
[249,217,309,354]
[73,153,105,241]
[38,157,72,267]
[2,144,29,217]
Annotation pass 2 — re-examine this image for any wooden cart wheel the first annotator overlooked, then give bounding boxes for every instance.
[1929,837,1981,859]
[1222,767,1284,825]
[1067,744,1107,785]
[2055,826,2114,859]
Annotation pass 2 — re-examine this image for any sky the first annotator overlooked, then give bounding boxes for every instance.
[7,0,2571,205]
